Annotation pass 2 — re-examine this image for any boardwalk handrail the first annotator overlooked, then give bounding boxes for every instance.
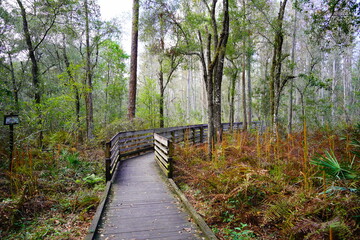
[105,122,260,181]
[154,133,174,178]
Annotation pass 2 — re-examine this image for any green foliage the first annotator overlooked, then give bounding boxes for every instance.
[224,223,256,240]
[137,78,161,128]
[60,150,81,168]
[82,174,103,186]
[311,151,358,180]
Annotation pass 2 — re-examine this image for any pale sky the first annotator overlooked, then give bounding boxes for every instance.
[97,0,133,53]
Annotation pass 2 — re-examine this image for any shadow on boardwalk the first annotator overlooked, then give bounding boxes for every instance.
[95,153,205,240]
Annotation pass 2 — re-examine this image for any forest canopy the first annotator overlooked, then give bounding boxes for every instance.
[1,0,359,145]
[1,0,360,239]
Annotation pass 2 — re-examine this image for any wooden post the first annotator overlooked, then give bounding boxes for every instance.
[200,127,204,143]
[168,139,174,178]
[192,128,196,144]
[171,131,175,144]
[105,142,111,181]
[9,124,14,171]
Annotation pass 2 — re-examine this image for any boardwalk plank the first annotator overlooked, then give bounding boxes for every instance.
[95,153,204,240]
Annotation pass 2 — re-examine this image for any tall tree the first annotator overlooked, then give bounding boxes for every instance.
[16,0,64,146]
[287,1,298,134]
[269,0,289,132]
[193,0,230,156]
[128,0,140,120]
[142,0,183,128]
[84,0,94,140]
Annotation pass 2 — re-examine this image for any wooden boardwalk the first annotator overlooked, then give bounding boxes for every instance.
[95,153,205,240]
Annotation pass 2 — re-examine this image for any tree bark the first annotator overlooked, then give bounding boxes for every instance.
[8,53,19,111]
[246,48,252,126]
[159,62,165,128]
[62,36,81,137]
[228,60,238,130]
[17,0,43,146]
[128,0,139,120]
[213,0,230,141]
[84,0,94,140]
[288,2,298,134]
[269,0,288,132]
[242,59,248,130]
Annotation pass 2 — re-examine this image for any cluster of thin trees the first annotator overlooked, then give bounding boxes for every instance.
[1,0,127,146]
[1,0,359,153]
[130,0,360,153]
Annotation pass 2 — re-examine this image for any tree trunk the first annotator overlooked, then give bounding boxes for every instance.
[8,54,19,111]
[228,69,237,130]
[159,62,165,128]
[62,37,81,138]
[84,0,94,140]
[213,0,230,141]
[288,2,298,134]
[128,0,139,120]
[331,50,340,123]
[269,0,287,132]
[242,59,248,130]
[246,45,252,126]
[17,0,43,146]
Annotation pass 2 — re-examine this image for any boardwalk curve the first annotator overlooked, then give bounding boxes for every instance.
[95,153,204,240]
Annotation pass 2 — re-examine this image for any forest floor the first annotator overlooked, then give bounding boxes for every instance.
[173,127,360,239]
[0,143,105,239]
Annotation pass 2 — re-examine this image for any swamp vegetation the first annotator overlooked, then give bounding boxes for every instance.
[174,126,360,239]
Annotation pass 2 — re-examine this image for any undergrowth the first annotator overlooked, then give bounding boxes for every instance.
[173,126,360,239]
[0,143,105,239]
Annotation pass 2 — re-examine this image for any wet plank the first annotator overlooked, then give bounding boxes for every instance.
[95,153,204,240]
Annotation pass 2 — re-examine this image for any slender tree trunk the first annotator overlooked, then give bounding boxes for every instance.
[128,0,139,119]
[270,0,287,131]
[159,62,165,128]
[246,45,252,126]
[8,54,19,111]
[62,38,81,137]
[187,56,192,121]
[242,59,248,130]
[243,0,252,127]
[84,0,94,140]
[229,70,237,130]
[105,63,110,126]
[17,0,43,146]
[331,50,340,123]
[288,3,298,134]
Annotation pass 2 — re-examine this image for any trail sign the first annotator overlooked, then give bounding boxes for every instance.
[4,114,19,171]
[4,114,20,125]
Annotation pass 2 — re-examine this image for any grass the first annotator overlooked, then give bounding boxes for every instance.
[0,143,105,239]
[173,127,360,239]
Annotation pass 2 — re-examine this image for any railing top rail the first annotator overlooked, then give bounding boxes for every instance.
[109,123,210,144]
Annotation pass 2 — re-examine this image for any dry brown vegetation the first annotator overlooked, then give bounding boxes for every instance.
[173,127,360,239]
[0,144,105,239]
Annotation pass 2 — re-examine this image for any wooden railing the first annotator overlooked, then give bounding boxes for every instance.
[154,133,174,178]
[105,122,259,181]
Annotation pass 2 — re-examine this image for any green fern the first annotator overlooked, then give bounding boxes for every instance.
[310,151,357,180]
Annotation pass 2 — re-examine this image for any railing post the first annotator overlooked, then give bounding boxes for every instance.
[168,139,174,178]
[105,142,111,182]
[200,127,204,143]
[192,128,196,144]
[171,131,175,143]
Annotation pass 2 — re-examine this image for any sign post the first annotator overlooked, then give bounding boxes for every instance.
[4,114,19,171]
